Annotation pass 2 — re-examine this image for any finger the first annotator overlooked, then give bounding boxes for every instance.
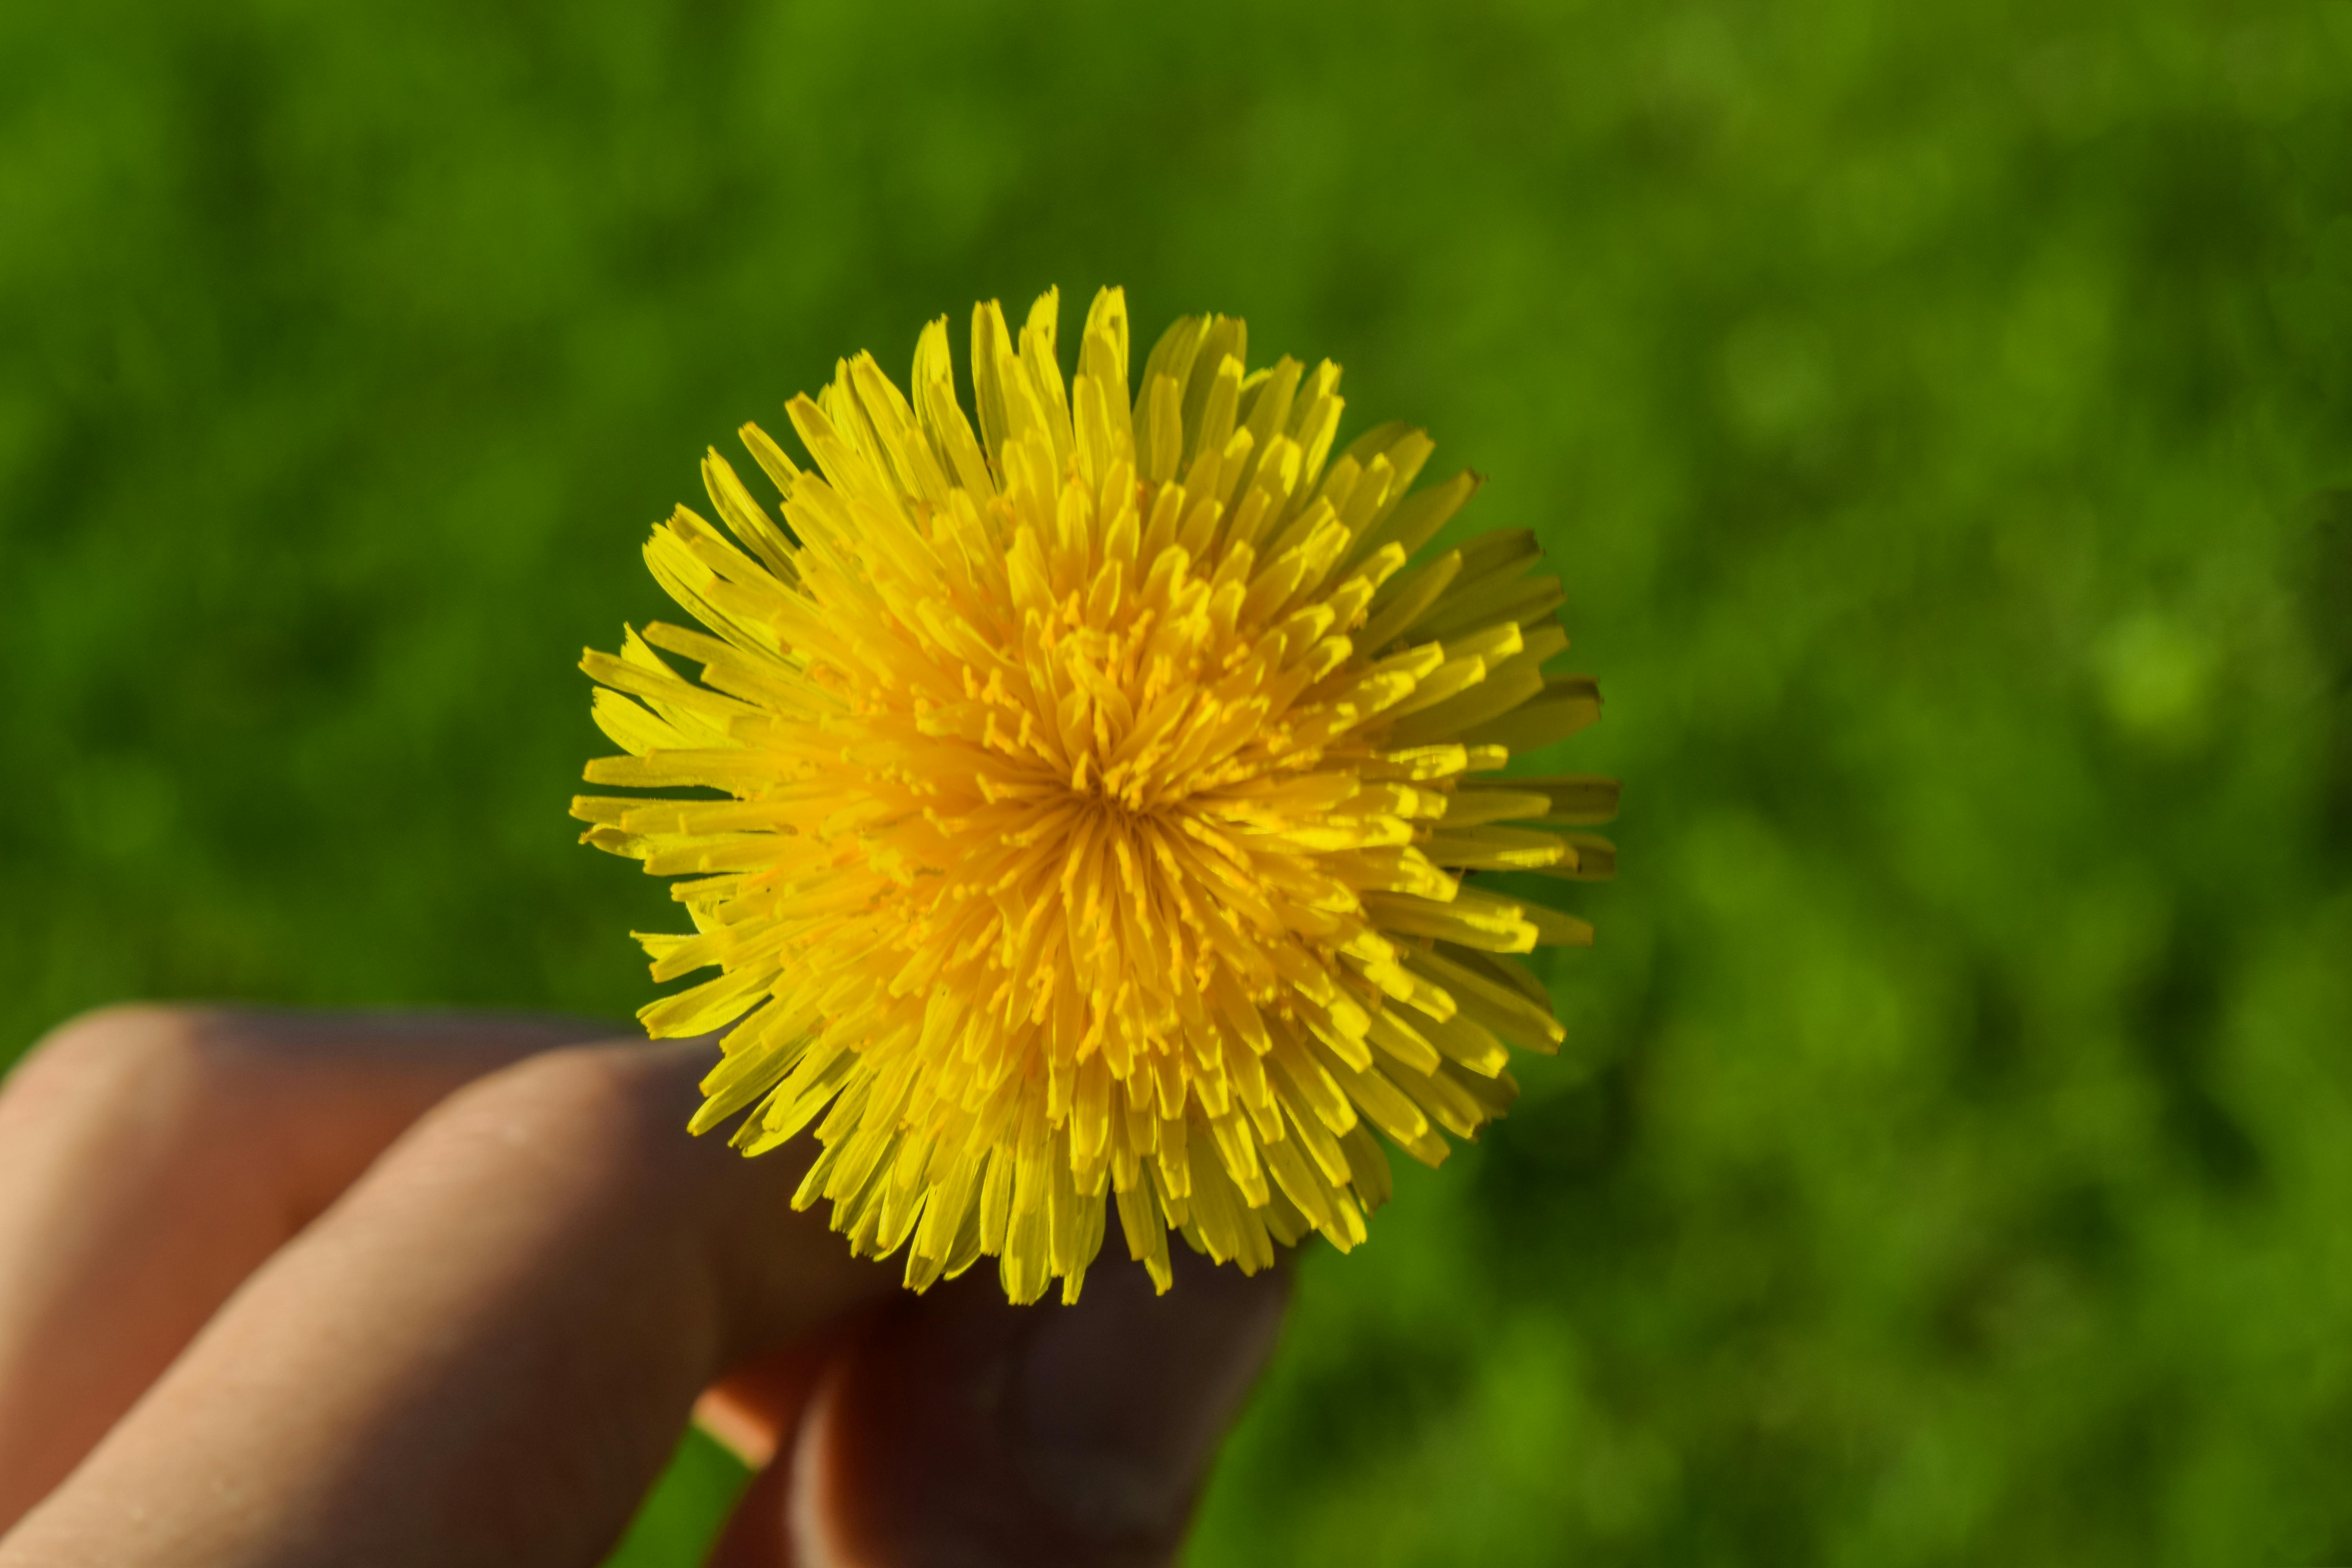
[708,1246,1290,1568]
[0,1005,612,1530]
[0,1038,891,1568]
[693,1321,872,1473]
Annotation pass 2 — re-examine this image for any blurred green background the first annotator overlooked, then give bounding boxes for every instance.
[6,0,2352,1561]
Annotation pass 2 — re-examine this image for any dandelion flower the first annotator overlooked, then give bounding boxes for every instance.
[574,287,1617,1305]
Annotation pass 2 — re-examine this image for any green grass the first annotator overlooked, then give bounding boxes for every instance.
[6,0,2352,1561]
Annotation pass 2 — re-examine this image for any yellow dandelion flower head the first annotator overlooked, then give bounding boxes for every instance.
[575,287,1618,1305]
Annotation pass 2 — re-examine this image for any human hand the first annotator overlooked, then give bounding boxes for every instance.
[0,1007,1288,1566]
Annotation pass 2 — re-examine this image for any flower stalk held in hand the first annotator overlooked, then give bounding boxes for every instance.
[575,287,1617,1306]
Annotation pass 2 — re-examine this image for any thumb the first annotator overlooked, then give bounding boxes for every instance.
[709,1247,1290,1568]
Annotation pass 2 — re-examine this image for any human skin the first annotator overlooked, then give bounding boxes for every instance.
[0,1007,1288,1567]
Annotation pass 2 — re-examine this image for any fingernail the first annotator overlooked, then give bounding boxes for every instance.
[1012,1249,1290,1541]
